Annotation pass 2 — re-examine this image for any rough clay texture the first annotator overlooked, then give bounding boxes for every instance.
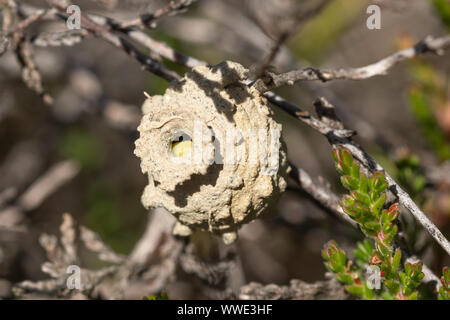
[134,61,288,244]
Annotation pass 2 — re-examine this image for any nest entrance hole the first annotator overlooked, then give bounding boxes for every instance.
[171,132,192,157]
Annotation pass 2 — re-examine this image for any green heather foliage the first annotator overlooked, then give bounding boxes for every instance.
[409,87,450,161]
[143,291,169,300]
[322,148,425,299]
[407,58,450,161]
[395,154,426,202]
[439,267,450,300]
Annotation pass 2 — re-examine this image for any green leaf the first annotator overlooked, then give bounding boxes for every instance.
[381,291,395,300]
[345,284,364,297]
[358,173,368,194]
[342,205,361,220]
[350,160,360,180]
[363,221,381,233]
[376,241,392,259]
[336,273,354,285]
[404,263,412,275]
[341,149,354,171]
[143,291,169,300]
[341,175,359,191]
[439,287,450,300]
[370,193,386,217]
[362,280,375,300]
[332,148,339,163]
[383,225,398,245]
[442,266,450,284]
[408,291,419,300]
[335,249,348,267]
[386,203,400,222]
[354,240,374,262]
[384,279,400,296]
[392,248,402,271]
[351,190,371,207]
[372,172,388,194]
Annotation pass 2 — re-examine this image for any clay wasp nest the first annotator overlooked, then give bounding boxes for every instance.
[134,61,288,244]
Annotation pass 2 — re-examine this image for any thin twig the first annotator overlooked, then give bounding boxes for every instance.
[288,163,358,229]
[129,208,177,267]
[239,278,349,300]
[45,0,181,82]
[0,160,79,228]
[10,7,49,34]
[14,35,53,104]
[20,3,206,70]
[120,0,197,30]
[249,32,290,80]
[17,160,80,212]
[252,35,450,92]
[263,91,355,139]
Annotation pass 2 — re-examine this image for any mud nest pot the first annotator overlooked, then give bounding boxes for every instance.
[134,61,288,244]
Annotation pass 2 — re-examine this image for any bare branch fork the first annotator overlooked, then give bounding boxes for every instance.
[18,4,206,70]
[13,210,185,299]
[44,0,181,82]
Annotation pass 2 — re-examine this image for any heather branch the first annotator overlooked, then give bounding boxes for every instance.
[179,246,234,286]
[287,162,440,290]
[263,92,355,139]
[276,95,450,257]
[249,32,290,80]
[10,7,49,33]
[239,279,350,300]
[119,0,198,30]
[13,212,184,299]
[45,0,181,82]
[252,35,450,93]
[334,140,450,257]
[14,36,53,104]
[327,149,429,299]
[19,4,206,69]
[288,163,358,228]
